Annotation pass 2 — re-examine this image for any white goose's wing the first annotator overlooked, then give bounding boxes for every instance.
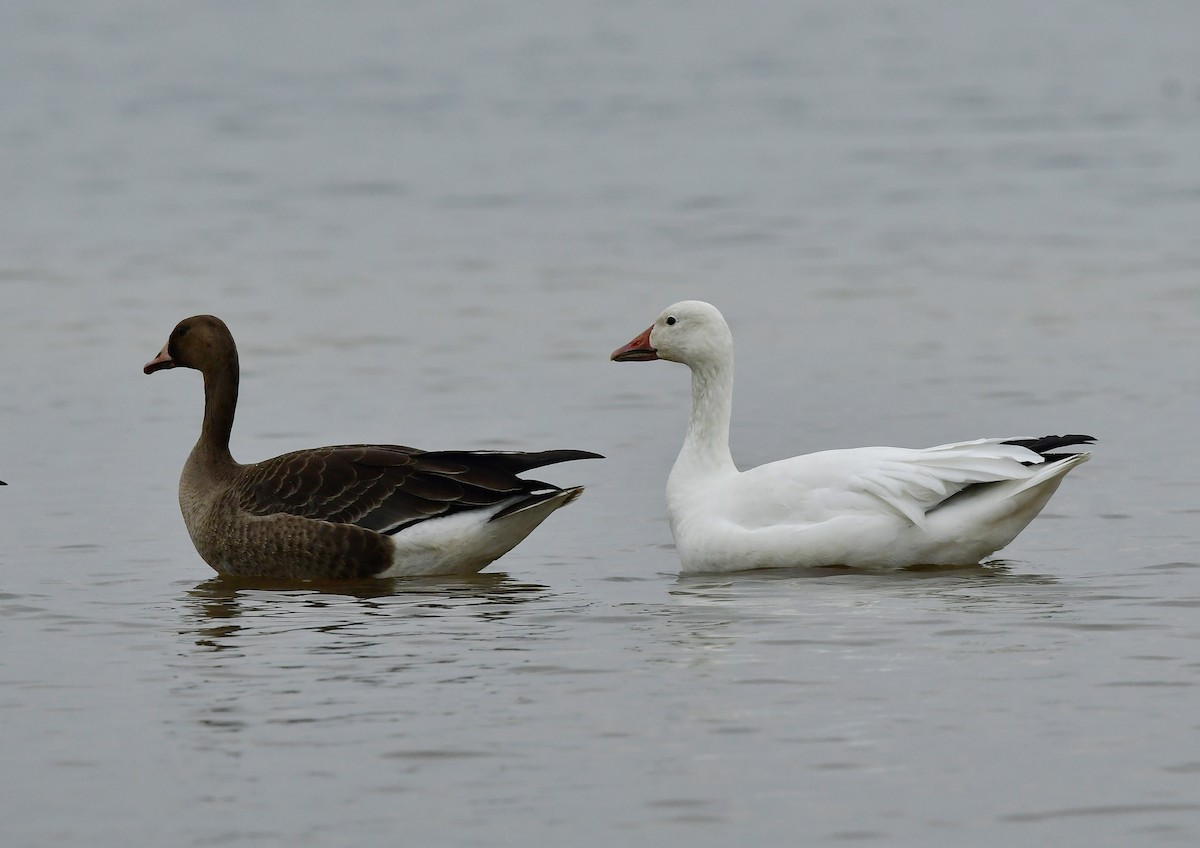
[839,438,1053,528]
[731,437,1078,530]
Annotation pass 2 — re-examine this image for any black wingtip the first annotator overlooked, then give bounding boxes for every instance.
[431,449,603,474]
[554,450,605,461]
[1003,434,1099,460]
[1004,434,1096,456]
[520,449,604,469]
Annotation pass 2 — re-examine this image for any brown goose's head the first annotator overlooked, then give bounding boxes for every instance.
[144,315,236,375]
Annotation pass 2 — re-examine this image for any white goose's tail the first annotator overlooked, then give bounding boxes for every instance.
[926,441,1092,558]
[999,450,1091,499]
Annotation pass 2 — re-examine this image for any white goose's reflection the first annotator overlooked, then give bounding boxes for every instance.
[657,560,1069,666]
[669,560,1061,609]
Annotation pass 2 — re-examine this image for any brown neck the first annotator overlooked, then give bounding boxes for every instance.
[195,350,239,469]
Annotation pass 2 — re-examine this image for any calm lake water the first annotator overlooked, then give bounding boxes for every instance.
[2,1,1200,845]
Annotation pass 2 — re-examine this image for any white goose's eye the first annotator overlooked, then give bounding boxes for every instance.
[665,316,676,326]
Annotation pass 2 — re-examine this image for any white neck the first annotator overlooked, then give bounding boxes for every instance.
[674,354,737,479]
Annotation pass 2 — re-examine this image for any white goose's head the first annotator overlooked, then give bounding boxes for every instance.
[611,300,733,369]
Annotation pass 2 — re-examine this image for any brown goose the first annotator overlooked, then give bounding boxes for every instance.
[144,315,601,579]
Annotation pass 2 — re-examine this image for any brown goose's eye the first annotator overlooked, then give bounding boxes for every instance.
[666,316,676,326]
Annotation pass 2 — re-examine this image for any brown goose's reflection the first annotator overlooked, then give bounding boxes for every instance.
[183,571,552,650]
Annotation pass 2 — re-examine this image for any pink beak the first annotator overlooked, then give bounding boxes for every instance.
[144,343,175,374]
[610,325,658,362]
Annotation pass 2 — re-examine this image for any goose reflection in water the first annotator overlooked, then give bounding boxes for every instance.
[182,572,553,651]
[669,561,1063,616]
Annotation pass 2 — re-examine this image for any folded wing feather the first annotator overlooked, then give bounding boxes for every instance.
[850,439,1049,529]
[235,446,601,535]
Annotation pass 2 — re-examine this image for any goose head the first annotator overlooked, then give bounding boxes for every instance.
[144,315,237,376]
[611,300,733,369]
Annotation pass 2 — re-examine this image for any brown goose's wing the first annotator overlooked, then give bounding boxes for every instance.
[235,445,601,535]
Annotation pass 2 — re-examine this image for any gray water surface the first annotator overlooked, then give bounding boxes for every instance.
[2,1,1200,846]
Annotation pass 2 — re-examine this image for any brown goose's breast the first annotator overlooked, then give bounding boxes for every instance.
[228,512,393,579]
[179,473,391,579]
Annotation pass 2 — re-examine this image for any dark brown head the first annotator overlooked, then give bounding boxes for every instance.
[144,315,237,375]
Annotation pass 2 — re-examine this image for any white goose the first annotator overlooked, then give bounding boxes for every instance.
[611,300,1092,573]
